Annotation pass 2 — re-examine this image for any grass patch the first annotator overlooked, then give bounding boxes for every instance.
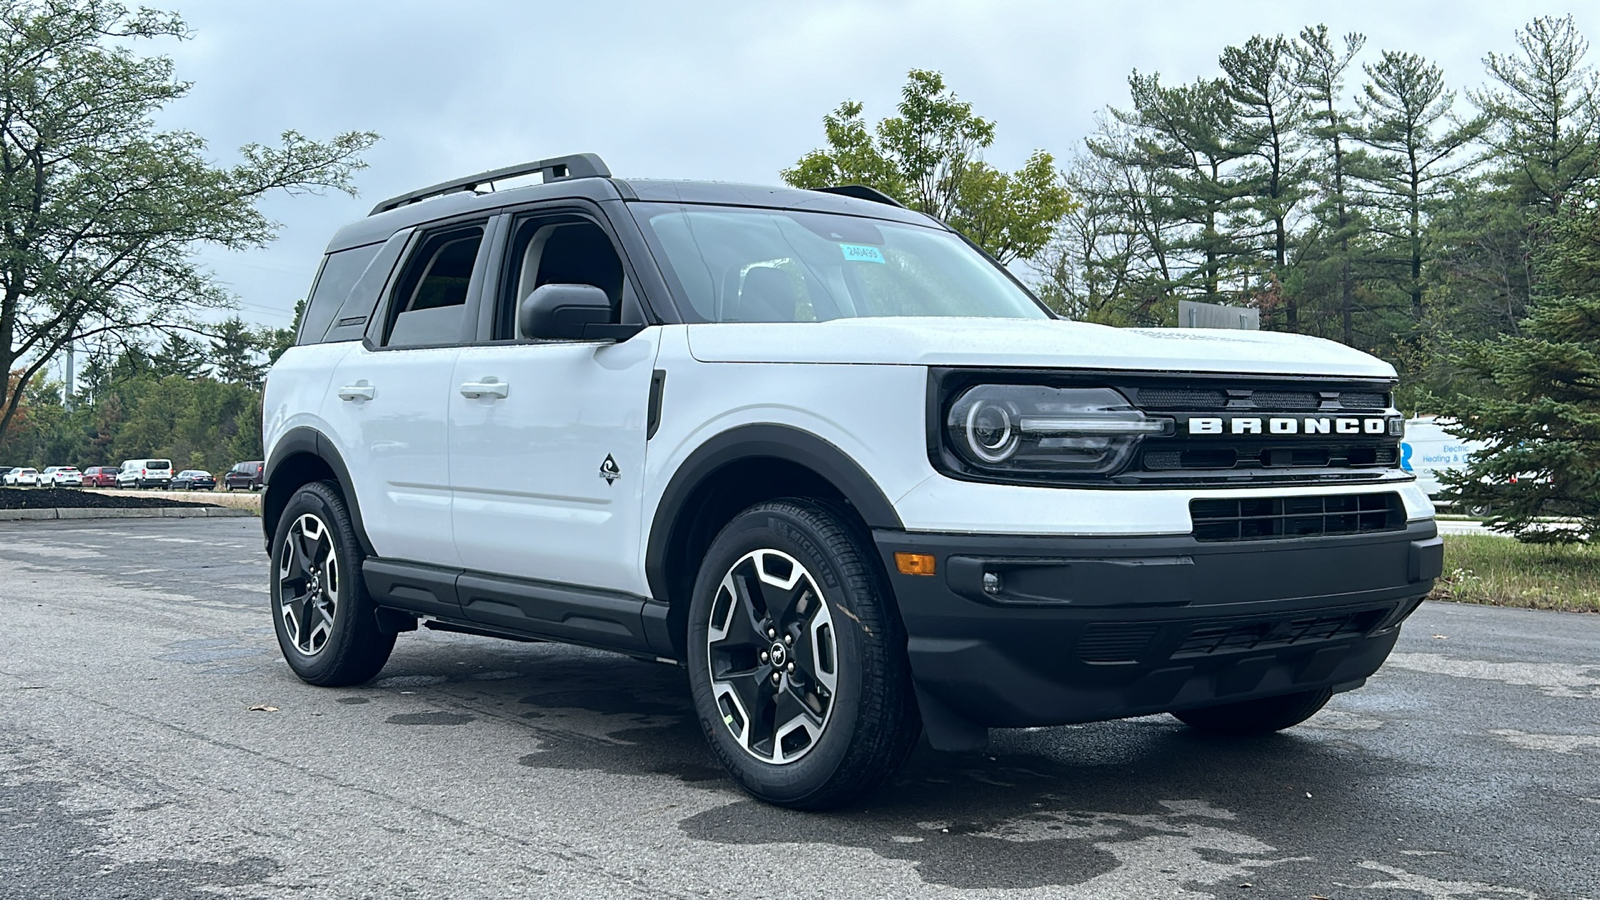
[1432,534,1600,612]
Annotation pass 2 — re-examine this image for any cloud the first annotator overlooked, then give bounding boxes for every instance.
[150,0,1579,325]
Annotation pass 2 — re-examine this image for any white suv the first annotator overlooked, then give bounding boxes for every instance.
[3,467,38,486]
[42,466,82,487]
[261,154,1441,809]
[116,458,173,489]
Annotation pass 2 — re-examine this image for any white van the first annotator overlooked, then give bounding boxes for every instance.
[116,458,173,489]
[1401,417,1485,498]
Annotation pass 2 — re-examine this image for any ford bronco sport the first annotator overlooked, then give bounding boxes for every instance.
[262,153,1442,809]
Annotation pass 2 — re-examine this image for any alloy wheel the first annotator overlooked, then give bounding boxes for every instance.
[706,548,838,765]
[277,512,340,656]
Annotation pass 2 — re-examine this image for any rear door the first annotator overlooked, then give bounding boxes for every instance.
[320,218,498,566]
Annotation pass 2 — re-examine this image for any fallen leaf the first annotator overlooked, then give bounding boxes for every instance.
[247,704,279,712]
[1432,634,1448,639]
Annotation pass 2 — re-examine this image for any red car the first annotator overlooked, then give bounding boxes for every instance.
[223,460,265,492]
[81,466,119,487]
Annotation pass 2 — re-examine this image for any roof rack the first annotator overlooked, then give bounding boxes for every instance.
[368,153,612,216]
[813,184,906,208]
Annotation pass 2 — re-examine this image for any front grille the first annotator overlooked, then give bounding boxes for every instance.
[1120,379,1400,484]
[1137,388,1227,409]
[1144,445,1396,471]
[1190,493,1405,541]
[1173,607,1388,657]
[1134,387,1390,411]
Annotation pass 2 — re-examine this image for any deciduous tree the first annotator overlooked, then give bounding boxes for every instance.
[0,0,376,450]
[782,69,1073,263]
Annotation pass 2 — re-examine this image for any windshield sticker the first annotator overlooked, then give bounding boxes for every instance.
[839,243,886,264]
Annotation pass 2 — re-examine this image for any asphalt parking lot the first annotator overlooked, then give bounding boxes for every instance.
[2,518,1597,899]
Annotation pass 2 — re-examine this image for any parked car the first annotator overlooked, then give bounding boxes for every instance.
[4,467,39,486]
[81,466,119,487]
[116,458,173,489]
[171,469,217,491]
[259,153,1441,809]
[42,466,83,487]
[223,461,264,491]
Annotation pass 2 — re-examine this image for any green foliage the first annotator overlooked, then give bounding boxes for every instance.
[0,0,376,451]
[1432,534,1600,611]
[1041,13,1600,431]
[1472,15,1600,209]
[782,70,1074,263]
[151,333,207,380]
[212,316,267,387]
[1444,192,1600,540]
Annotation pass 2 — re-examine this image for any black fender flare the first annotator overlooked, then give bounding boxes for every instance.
[262,427,373,556]
[643,423,903,602]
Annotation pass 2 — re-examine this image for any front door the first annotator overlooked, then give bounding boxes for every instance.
[449,212,660,598]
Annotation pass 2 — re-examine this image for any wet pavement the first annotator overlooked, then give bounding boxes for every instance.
[2,517,1596,899]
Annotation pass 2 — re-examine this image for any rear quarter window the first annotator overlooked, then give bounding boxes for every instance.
[298,243,385,345]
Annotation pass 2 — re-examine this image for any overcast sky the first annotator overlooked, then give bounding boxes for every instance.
[151,0,1588,330]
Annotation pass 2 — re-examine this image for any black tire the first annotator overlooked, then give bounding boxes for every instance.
[1171,687,1334,735]
[686,499,921,810]
[270,480,395,686]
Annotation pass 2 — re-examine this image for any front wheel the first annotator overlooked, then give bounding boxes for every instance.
[270,480,395,686]
[686,499,921,810]
[1171,687,1334,735]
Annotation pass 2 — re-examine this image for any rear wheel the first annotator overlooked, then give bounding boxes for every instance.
[686,499,920,810]
[270,480,395,686]
[1171,687,1333,735]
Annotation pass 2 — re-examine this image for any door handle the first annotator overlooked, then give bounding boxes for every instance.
[460,379,509,400]
[337,382,375,402]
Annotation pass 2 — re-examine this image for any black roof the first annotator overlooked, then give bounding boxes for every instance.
[326,172,938,253]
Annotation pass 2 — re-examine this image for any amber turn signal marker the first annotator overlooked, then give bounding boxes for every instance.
[894,552,937,576]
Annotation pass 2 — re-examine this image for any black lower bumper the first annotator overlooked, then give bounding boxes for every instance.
[874,522,1441,748]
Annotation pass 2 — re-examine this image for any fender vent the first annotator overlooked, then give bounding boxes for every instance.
[1191,492,1405,542]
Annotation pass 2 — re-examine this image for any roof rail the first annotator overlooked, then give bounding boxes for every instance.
[368,153,612,216]
[814,184,906,208]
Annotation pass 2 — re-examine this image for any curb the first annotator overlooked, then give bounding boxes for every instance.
[0,506,255,522]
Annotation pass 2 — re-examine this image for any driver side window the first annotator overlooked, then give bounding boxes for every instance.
[495,215,630,340]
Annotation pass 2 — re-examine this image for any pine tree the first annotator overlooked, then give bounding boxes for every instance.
[1291,26,1367,345]
[1101,73,1249,304]
[1355,50,1482,324]
[1471,14,1600,211]
[150,333,207,380]
[1445,189,1600,540]
[1221,34,1311,330]
[212,316,266,387]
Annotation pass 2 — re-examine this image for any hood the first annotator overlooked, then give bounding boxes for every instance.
[686,317,1396,379]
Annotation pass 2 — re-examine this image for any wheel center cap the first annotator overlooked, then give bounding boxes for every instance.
[769,642,787,667]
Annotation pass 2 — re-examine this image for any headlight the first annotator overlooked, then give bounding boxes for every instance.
[946,385,1170,476]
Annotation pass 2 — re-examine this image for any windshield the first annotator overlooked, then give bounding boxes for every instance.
[633,203,1048,323]
[149,460,171,469]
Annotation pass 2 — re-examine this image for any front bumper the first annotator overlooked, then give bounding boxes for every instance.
[875,522,1441,747]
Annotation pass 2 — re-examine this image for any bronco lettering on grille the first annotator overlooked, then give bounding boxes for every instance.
[1186,416,1389,436]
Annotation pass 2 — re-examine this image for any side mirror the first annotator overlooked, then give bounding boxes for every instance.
[517,283,643,341]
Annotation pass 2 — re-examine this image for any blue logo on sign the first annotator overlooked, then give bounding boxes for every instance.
[1399,442,1413,472]
[839,243,885,264]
